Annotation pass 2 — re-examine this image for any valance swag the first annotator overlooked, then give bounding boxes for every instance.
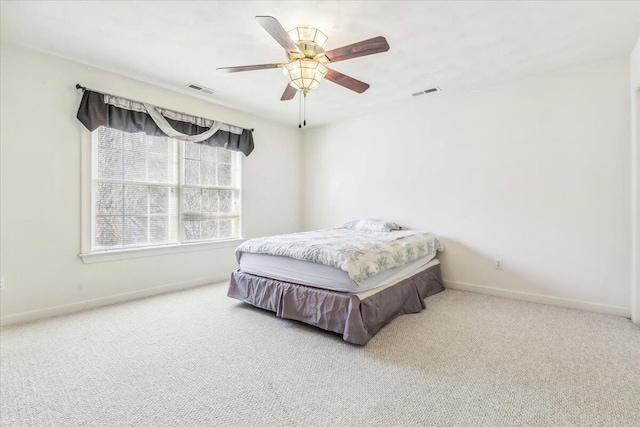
[76,88,254,156]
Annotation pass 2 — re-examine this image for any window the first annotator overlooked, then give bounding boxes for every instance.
[88,126,241,254]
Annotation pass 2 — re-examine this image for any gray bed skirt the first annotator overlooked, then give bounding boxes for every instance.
[227,264,444,345]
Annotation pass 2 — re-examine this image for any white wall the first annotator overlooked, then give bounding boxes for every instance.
[0,43,301,323]
[1,42,634,324]
[631,38,640,324]
[302,59,631,315]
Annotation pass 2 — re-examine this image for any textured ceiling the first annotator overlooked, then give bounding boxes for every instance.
[1,1,639,127]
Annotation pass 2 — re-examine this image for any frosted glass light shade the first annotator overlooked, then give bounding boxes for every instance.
[283,60,328,92]
[287,26,328,47]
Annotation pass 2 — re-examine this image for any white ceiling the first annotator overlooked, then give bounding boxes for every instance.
[1,1,639,127]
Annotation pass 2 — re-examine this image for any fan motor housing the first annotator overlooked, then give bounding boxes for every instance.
[289,41,329,63]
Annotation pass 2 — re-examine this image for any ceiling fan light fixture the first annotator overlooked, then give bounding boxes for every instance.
[288,26,328,47]
[219,16,389,126]
[283,59,328,93]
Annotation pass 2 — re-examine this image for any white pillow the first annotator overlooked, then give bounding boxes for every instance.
[341,219,401,232]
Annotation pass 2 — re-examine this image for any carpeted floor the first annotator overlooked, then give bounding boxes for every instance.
[1,283,639,427]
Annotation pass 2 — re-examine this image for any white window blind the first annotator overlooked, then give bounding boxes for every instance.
[91,126,241,251]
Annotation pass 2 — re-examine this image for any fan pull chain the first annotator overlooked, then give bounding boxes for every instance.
[298,91,302,128]
[303,93,307,127]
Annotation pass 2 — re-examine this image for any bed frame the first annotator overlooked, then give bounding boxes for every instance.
[227,263,444,345]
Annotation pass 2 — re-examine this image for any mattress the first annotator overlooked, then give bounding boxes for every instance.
[239,251,438,293]
[236,228,443,286]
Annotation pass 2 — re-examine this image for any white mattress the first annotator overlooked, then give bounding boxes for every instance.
[239,251,438,294]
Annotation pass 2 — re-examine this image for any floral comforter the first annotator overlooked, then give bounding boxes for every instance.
[236,229,443,285]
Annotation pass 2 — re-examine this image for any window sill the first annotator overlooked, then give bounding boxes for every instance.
[79,239,245,264]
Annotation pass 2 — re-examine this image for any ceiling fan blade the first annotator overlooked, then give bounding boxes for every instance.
[325,36,390,63]
[324,69,370,93]
[281,84,297,101]
[255,16,301,54]
[216,63,282,73]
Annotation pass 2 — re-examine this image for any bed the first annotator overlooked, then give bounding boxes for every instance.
[227,221,444,345]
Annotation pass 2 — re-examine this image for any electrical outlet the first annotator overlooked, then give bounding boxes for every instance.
[495,259,503,270]
[0,277,4,291]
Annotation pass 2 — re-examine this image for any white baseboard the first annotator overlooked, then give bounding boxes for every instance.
[444,280,631,318]
[0,274,230,327]
[3,276,630,327]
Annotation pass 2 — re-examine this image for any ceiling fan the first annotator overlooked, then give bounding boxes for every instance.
[217,16,390,127]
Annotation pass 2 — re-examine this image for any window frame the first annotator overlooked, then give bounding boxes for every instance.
[79,128,245,264]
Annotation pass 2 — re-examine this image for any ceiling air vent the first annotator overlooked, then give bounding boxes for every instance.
[186,83,215,95]
[412,87,440,97]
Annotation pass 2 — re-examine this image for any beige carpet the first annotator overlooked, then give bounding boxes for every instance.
[1,283,639,426]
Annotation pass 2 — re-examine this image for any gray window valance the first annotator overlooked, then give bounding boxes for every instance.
[76,89,254,156]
